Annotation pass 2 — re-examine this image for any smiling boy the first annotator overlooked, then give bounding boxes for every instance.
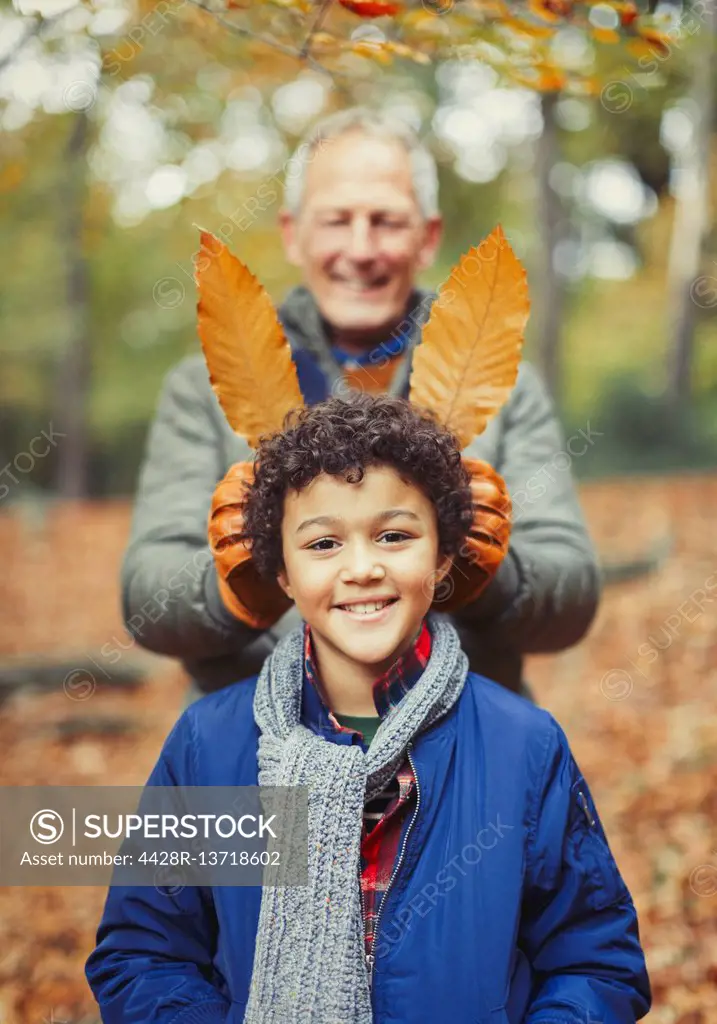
[263,462,458,721]
[87,394,650,1024]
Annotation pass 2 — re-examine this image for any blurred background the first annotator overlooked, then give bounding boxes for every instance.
[0,0,715,1020]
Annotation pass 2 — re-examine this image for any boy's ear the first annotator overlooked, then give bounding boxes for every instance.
[436,553,453,581]
[277,569,293,600]
[429,553,453,597]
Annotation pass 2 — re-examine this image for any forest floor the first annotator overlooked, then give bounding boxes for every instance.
[0,474,715,1024]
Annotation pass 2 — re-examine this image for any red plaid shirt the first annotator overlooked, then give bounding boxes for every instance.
[303,621,432,958]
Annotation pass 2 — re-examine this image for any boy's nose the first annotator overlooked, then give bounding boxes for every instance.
[339,554,386,584]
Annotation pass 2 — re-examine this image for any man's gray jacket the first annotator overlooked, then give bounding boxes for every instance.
[121,286,600,695]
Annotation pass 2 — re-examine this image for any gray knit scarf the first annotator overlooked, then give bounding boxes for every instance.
[244,616,469,1023]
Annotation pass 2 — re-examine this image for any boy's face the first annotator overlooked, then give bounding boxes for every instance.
[277,465,452,673]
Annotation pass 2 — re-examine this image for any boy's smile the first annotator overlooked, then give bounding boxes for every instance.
[277,465,451,715]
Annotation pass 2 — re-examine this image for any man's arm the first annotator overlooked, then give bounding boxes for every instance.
[121,356,261,660]
[521,719,651,1024]
[457,361,601,652]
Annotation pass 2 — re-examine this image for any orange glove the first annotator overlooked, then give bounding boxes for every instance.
[432,457,512,613]
[208,462,293,630]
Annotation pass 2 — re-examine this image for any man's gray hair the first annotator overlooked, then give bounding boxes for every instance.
[283,107,439,219]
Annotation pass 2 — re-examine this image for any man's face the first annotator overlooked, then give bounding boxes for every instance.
[277,465,451,674]
[279,131,442,342]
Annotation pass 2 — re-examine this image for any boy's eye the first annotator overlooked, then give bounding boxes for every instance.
[306,538,339,551]
[306,532,411,551]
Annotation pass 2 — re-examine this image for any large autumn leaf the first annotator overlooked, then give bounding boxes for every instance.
[194,230,304,446]
[409,225,528,448]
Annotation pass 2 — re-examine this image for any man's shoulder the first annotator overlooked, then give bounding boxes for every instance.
[162,352,214,395]
[504,359,546,410]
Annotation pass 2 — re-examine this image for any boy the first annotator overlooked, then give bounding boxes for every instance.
[86,394,650,1024]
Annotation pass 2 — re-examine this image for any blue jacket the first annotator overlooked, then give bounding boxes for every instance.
[86,671,650,1024]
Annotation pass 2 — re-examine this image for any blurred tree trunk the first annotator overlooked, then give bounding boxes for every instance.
[666,0,716,412]
[54,110,91,498]
[533,90,566,405]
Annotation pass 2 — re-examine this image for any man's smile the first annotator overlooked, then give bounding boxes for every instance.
[329,272,392,294]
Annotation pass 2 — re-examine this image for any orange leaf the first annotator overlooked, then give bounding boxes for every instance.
[537,68,567,90]
[338,0,402,15]
[194,230,303,445]
[509,64,567,92]
[348,39,394,61]
[590,26,621,43]
[408,225,528,448]
[502,15,556,38]
[528,0,573,22]
[310,30,341,51]
[383,39,432,63]
[632,26,672,57]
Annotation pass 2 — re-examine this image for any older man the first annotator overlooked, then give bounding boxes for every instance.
[121,107,600,698]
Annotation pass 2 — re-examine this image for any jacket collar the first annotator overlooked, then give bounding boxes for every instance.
[300,621,432,743]
[277,285,435,400]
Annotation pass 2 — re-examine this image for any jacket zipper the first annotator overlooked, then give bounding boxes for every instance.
[577,790,596,827]
[361,743,421,992]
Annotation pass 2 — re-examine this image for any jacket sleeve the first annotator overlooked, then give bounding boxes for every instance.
[121,356,263,660]
[521,719,651,1024]
[455,361,601,653]
[85,712,231,1024]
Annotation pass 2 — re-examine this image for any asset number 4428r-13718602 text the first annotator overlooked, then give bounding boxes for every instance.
[138,851,281,866]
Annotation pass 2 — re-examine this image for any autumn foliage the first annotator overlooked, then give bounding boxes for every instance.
[203,0,676,97]
[338,0,403,16]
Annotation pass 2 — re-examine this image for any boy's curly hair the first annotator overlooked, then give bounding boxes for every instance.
[241,393,474,579]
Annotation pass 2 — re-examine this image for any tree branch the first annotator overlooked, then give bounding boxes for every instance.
[300,0,334,59]
[183,0,334,77]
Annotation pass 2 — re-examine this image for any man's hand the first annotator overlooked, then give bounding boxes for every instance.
[208,462,293,629]
[432,458,512,613]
